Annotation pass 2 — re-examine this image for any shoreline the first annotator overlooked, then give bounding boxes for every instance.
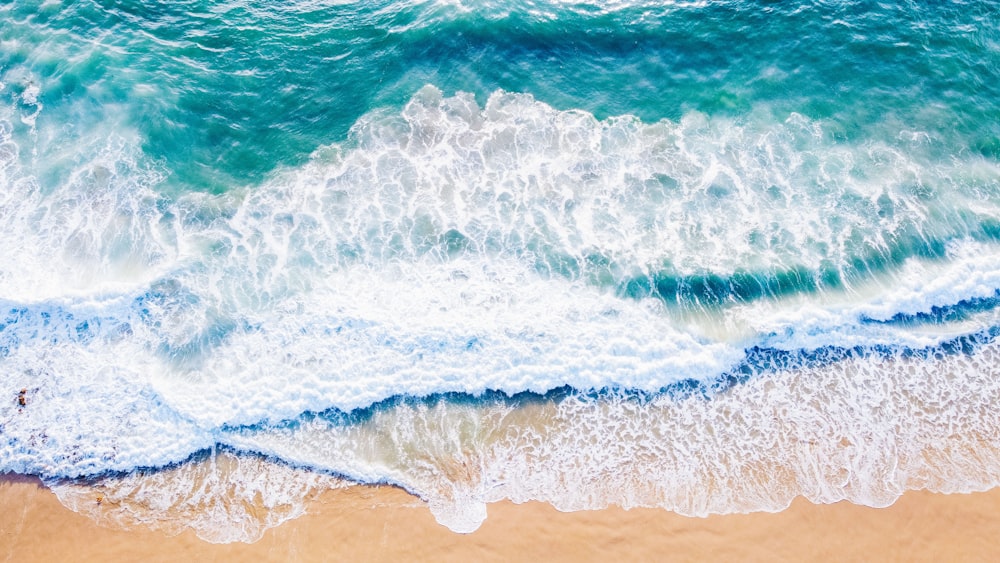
[3,474,1000,561]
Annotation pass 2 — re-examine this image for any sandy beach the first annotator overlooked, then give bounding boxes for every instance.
[2,474,998,562]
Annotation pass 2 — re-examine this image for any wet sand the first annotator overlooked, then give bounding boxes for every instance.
[2,475,998,562]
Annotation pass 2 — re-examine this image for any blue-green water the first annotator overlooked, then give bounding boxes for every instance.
[2,0,1000,540]
[6,1,998,188]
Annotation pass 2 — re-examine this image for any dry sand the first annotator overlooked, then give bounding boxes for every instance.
[2,474,999,562]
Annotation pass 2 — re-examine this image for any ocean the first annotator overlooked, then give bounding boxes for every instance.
[2,0,999,541]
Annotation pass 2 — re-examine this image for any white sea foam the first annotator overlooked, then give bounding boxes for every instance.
[0,128,174,302]
[716,239,1000,351]
[49,450,347,543]
[0,323,213,477]
[306,85,997,279]
[1,85,999,491]
[226,337,1000,533]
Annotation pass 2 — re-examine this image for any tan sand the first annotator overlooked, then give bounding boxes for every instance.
[2,474,998,562]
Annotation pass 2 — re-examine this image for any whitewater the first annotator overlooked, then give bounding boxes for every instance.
[2,0,1000,540]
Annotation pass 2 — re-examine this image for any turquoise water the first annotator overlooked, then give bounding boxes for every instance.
[2,0,1000,539]
[6,1,998,189]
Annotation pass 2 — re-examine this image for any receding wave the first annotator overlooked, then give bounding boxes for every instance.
[41,330,1000,537]
[226,331,1000,533]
